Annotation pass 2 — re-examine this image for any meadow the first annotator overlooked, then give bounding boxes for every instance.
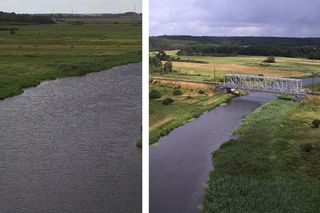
[202,96,320,212]
[151,51,320,83]
[149,82,232,144]
[0,18,141,100]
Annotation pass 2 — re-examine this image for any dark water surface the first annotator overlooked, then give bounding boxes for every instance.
[0,63,142,213]
[150,92,276,213]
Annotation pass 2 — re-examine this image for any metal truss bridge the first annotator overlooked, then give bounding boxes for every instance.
[223,74,305,95]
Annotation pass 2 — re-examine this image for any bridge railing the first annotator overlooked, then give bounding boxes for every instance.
[223,74,304,95]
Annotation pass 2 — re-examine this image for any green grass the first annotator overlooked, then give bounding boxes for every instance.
[149,83,232,144]
[164,51,320,75]
[203,96,320,212]
[151,69,222,83]
[306,83,320,92]
[0,19,141,100]
[151,52,320,84]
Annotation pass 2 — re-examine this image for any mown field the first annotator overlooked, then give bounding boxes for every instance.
[151,51,320,82]
[149,83,232,144]
[0,19,141,100]
[203,96,320,212]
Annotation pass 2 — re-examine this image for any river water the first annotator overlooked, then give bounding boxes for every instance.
[0,63,142,213]
[150,76,320,213]
[150,92,278,213]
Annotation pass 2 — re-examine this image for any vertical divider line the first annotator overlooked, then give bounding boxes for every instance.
[142,0,150,212]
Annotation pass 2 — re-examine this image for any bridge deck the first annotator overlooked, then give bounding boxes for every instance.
[223,74,305,95]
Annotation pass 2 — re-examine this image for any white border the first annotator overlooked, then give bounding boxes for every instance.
[142,0,149,211]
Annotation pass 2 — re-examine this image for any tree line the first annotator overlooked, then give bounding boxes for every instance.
[151,36,320,59]
[150,36,320,50]
[178,44,320,59]
[0,11,55,25]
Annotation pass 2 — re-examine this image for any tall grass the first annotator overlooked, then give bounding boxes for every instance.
[203,97,320,212]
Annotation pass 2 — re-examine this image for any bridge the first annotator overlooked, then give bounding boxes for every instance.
[223,74,305,95]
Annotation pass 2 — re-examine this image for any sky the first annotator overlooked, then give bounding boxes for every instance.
[150,0,320,37]
[0,0,141,14]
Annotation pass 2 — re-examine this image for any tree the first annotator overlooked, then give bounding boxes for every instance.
[149,56,162,67]
[156,50,170,61]
[163,61,172,73]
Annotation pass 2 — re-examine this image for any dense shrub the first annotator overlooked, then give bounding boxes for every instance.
[149,89,161,99]
[162,97,174,105]
[301,143,313,152]
[263,56,276,63]
[198,90,205,94]
[173,89,182,96]
[312,119,320,128]
[278,94,295,101]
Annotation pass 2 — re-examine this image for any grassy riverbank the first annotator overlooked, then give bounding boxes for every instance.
[149,83,232,144]
[307,83,320,93]
[203,96,320,212]
[0,18,141,100]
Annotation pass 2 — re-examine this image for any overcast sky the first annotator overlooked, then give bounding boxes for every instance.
[150,0,320,37]
[0,0,141,14]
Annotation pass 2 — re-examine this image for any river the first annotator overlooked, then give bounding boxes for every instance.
[150,92,277,213]
[0,63,142,213]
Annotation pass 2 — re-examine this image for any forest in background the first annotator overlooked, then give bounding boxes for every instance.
[150,36,320,59]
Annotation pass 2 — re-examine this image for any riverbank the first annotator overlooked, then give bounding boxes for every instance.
[307,82,320,93]
[149,82,233,144]
[0,19,141,100]
[203,96,320,212]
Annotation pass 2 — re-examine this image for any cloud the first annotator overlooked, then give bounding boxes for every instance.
[0,0,141,14]
[150,0,320,37]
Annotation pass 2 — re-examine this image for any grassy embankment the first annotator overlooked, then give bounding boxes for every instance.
[307,83,320,93]
[149,83,232,145]
[202,96,320,212]
[0,19,141,100]
[313,83,320,92]
[151,51,320,82]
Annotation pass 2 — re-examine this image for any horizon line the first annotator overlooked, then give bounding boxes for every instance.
[150,35,320,39]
